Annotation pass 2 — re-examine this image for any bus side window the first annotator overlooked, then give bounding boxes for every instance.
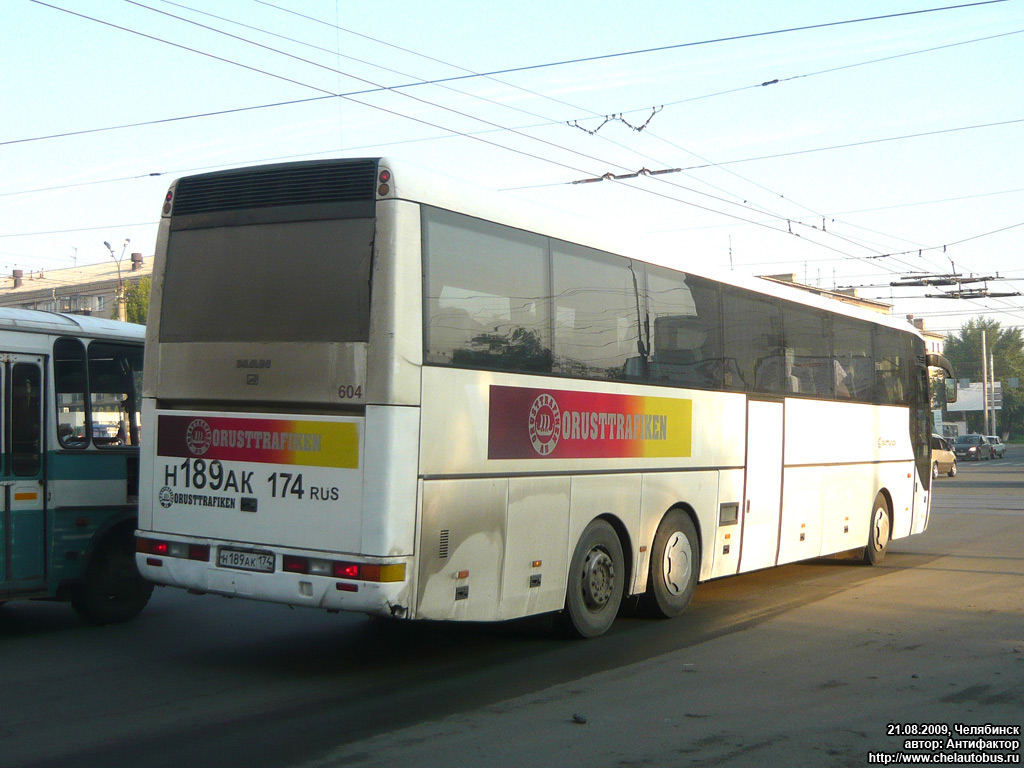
[782,303,832,397]
[646,267,723,390]
[422,207,551,373]
[833,317,875,401]
[88,341,144,448]
[552,243,640,381]
[54,337,88,448]
[722,288,783,394]
[11,363,42,476]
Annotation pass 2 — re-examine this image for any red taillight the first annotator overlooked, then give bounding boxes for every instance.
[137,538,169,556]
[377,168,392,196]
[137,537,209,561]
[333,562,359,579]
[282,556,309,574]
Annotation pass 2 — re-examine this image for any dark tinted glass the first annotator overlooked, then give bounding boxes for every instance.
[423,207,551,372]
[646,266,723,389]
[833,316,874,400]
[782,302,832,397]
[551,243,639,380]
[162,218,373,343]
[722,288,784,393]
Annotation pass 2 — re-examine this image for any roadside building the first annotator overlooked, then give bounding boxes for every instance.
[0,255,152,320]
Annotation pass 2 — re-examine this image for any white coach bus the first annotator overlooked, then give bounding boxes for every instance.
[136,158,954,638]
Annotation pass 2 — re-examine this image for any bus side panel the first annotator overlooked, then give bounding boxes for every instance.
[368,199,422,407]
[711,469,745,578]
[636,471,724,591]
[138,398,157,531]
[360,405,419,557]
[777,466,825,564]
[419,366,746,477]
[890,463,919,541]
[416,478,507,621]
[501,476,570,618]
[784,398,916,555]
[48,465,136,586]
[785,400,912,467]
[568,473,642,588]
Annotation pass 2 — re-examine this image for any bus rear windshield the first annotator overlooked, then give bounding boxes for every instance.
[160,218,373,343]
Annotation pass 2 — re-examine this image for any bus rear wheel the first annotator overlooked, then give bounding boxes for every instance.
[71,529,154,625]
[863,494,891,566]
[643,509,699,619]
[561,519,624,639]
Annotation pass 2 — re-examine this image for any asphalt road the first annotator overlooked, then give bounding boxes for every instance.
[1,449,1021,768]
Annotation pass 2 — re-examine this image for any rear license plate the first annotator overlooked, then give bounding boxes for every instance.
[218,547,275,573]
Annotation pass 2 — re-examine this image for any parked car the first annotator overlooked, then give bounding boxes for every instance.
[952,434,993,461]
[931,434,957,478]
[985,435,1006,458]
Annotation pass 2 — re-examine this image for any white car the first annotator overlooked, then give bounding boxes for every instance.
[931,434,957,478]
[985,436,1006,458]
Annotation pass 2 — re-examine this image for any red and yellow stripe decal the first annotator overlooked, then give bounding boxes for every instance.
[488,385,691,459]
[157,415,359,468]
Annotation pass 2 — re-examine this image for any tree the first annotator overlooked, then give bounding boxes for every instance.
[943,318,1024,438]
[123,276,151,325]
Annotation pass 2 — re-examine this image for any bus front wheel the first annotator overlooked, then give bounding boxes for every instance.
[72,528,154,625]
[560,519,624,639]
[863,494,891,566]
[643,509,699,619]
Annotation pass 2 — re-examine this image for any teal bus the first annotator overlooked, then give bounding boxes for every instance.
[0,308,152,623]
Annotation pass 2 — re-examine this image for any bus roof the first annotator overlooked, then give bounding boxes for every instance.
[168,156,923,340]
[376,157,926,340]
[0,308,145,341]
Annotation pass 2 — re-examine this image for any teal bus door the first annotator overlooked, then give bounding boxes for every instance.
[1,355,45,592]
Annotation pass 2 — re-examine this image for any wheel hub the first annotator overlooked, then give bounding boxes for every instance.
[871,507,890,551]
[582,548,615,610]
[662,532,692,596]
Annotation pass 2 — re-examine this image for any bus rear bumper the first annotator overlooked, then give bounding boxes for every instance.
[136,538,414,618]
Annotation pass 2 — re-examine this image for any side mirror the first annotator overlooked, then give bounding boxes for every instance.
[945,377,958,405]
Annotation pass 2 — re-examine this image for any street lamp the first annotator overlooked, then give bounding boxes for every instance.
[104,238,129,322]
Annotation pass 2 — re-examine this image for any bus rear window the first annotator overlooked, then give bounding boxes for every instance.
[160,218,373,343]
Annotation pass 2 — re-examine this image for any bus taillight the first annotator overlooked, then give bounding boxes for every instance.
[137,537,168,556]
[136,537,210,563]
[377,168,392,196]
[283,557,405,584]
[333,562,359,579]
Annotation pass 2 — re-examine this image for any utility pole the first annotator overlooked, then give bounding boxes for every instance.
[981,331,989,435]
[991,353,997,436]
[104,238,129,322]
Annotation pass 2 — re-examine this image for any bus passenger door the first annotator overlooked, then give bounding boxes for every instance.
[1,356,46,591]
[738,399,783,573]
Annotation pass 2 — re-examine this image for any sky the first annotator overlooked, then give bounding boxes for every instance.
[2,0,1023,335]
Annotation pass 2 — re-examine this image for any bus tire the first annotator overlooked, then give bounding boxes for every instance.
[560,519,624,639]
[642,509,699,619]
[863,494,891,566]
[71,528,154,625]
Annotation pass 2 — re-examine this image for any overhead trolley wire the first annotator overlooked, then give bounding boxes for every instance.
[14,0,1022,318]
[255,0,1008,85]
